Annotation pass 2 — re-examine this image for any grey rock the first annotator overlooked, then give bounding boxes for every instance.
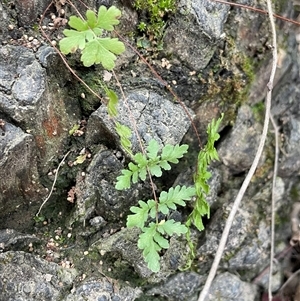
[0,2,9,42]
[254,258,282,293]
[279,117,300,177]
[69,148,151,225]
[163,0,229,70]
[218,105,263,173]
[36,46,57,68]
[197,194,254,260]
[63,278,142,301]
[89,216,106,230]
[15,0,51,27]
[0,229,40,252]
[174,166,221,210]
[206,272,259,301]
[0,121,45,230]
[0,45,80,175]
[146,272,204,301]
[93,227,189,284]
[86,89,194,154]
[227,221,270,280]
[0,251,77,301]
[190,0,229,39]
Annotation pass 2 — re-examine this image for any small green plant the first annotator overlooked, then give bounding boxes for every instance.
[187,114,223,231]
[59,6,125,69]
[59,5,223,273]
[116,139,195,271]
[59,6,133,154]
[116,115,223,272]
[116,139,189,189]
[134,0,176,44]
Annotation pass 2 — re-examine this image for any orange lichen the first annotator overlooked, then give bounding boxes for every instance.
[42,106,62,138]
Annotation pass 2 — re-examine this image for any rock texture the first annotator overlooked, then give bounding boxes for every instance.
[164,0,229,70]
[0,0,300,300]
[206,272,259,301]
[218,105,263,173]
[0,251,77,301]
[86,89,194,153]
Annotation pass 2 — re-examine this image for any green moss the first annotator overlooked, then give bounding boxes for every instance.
[273,0,290,13]
[32,24,39,32]
[290,184,300,201]
[251,101,265,121]
[196,36,256,126]
[134,0,177,45]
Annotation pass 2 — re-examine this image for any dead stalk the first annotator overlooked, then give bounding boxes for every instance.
[269,114,279,300]
[197,0,277,299]
[36,151,71,216]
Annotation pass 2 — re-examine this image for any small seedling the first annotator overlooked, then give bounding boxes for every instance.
[116,115,223,272]
[59,6,125,69]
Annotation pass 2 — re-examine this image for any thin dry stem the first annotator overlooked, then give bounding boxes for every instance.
[114,32,202,149]
[197,0,277,299]
[269,114,279,300]
[111,70,159,211]
[36,151,71,216]
[210,0,300,27]
[39,1,104,102]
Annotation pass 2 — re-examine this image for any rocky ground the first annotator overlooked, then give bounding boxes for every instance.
[1,0,300,300]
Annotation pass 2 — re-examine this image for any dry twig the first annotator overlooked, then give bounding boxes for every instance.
[36,151,71,216]
[197,0,278,299]
[269,114,279,300]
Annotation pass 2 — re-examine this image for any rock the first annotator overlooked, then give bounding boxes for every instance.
[279,117,300,177]
[197,194,256,264]
[163,0,229,70]
[92,227,189,284]
[68,148,151,226]
[174,166,222,210]
[86,89,194,154]
[218,105,263,174]
[0,251,77,301]
[0,45,81,175]
[227,220,270,280]
[146,271,204,301]
[63,278,142,301]
[15,0,52,27]
[0,229,40,252]
[206,272,259,301]
[0,2,10,41]
[0,45,80,228]
[0,121,45,230]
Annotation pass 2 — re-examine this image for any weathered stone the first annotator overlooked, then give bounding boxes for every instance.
[93,227,189,284]
[0,45,81,175]
[15,0,52,27]
[0,2,10,41]
[278,117,300,177]
[163,0,229,70]
[68,148,151,226]
[63,278,142,301]
[0,229,40,252]
[146,272,204,301]
[218,105,263,173]
[174,166,221,210]
[197,194,255,260]
[0,251,77,301]
[206,272,259,301]
[86,89,193,154]
[0,121,46,230]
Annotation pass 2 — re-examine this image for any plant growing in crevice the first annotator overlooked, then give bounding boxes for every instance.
[59,5,125,69]
[134,0,176,47]
[59,5,133,153]
[116,116,223,272]
[57,4,223,273]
